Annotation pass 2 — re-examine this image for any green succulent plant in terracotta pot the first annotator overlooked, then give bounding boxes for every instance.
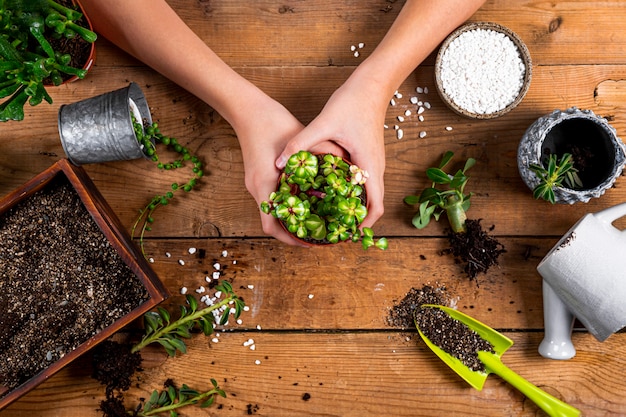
[0,0,97,121]
[261,150,387,250]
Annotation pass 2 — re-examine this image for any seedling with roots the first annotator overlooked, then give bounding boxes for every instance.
[404,151,475,233]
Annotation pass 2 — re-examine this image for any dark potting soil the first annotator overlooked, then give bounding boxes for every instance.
[0,175,149,395]
[443,219,506,280]
[387,285,448,329]
[388,285,493,373]
[414,306,494,373]
[92,340,143,416]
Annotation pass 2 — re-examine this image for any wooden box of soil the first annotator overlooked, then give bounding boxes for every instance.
[0,159,169,409]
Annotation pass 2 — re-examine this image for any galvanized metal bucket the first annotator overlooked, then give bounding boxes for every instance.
[58,82,152,165]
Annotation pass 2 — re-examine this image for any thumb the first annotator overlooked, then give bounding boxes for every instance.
[275,124,326,169]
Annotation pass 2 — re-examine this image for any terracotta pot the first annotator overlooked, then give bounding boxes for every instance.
[517,107,626,204]
[0,159,169,410]
[46,0,97,85]
[274,153,367,246]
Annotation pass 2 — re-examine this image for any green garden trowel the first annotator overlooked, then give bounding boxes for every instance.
[416,305,580,417]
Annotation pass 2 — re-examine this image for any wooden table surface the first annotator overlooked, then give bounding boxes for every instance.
[3,1,626,415]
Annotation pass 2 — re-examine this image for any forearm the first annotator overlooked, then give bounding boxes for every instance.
[79,0,264,128]
[350,0,485,106]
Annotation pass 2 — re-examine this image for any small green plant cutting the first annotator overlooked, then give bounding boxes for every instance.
[130,116,204,258]
[260,150,387,250]
[94,282,245,416]
[0,0,97,121]
[404,151,504,279]
[528,152,582,204]
[404,150,475,234]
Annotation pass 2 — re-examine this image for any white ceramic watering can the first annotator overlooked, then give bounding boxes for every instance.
[537,202,626,360]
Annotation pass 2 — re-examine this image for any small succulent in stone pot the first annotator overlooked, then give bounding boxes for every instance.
[260,150,387,250]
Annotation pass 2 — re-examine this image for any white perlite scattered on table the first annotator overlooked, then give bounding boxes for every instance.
[439,28,525,115]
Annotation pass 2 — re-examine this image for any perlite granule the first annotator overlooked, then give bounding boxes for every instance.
[440,28,525,115]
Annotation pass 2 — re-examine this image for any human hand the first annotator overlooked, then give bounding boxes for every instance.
[233,94,345,245]
[276,75,387,228]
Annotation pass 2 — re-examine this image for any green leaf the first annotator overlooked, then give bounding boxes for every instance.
[426,167,451,184]
[157,307,171,323]
[463,157,476,173]
[439,151,455,169]
[403,195,420,205]
[168,337,188,354]
[157,339,177,357]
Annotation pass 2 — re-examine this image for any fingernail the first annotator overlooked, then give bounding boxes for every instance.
[276,155,287,169]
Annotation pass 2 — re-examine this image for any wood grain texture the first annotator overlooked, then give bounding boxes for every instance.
[2,0,626,415]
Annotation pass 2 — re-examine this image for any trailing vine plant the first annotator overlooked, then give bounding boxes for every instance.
[130,116,204,257]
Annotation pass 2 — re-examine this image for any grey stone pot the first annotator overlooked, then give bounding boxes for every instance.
[58,82,152,165]
[518,107,626,204]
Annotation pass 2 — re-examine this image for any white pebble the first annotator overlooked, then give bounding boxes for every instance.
[446,126,454,131]
[419,131,427,138]
[256,324,262,330]
[394,91,403,99]
[148,257,154,263]
[424,102,431,109]
[439,28,525,114]
[215,291,222,299]
[233,260,237,264]
[212,337,219,343]
[213,262,221,271]
[247,284,255,289]
[212,271,221,280]
[393,124,399,130]
[383,124,389,129]
[424,87,429,94]
[354,51,360,58]
[416,87,424,94]
[243,306,251,312]
[396,129,404,140]
[180,287,188,295]
[243,339,255,347]
[237,319,243,325]
[350,45,356,51]
[188,247,197,254]
[358,42,365,48]
[178,259,185,266]
[404,110,412,117]
[250,345,256,351]
[165,252,171,258]
[418,115,425,122]
[222,250,228,257]
[255,360,261,365]
[390,98,396,106]
[397,116,405,122]
[417,106,425,115]
[410,96,418,105]
[308,294,314,299]
[195,286,206,294]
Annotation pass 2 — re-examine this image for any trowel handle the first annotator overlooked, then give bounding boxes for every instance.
[478,351,580,417]
[539,280,576,360]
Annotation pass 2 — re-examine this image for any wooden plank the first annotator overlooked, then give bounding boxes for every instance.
[140,237,549,330]
[2,65,626,238]
[4,332,624,416]
[88,1,626,68]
